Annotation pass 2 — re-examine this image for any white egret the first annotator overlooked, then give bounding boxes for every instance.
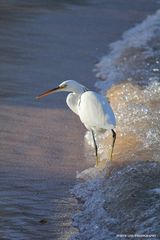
[36,80,116,167]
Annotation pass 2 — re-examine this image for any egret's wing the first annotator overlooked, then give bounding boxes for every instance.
[78,91,116,130]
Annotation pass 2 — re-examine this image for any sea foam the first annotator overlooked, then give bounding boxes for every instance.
[71,9,160,240]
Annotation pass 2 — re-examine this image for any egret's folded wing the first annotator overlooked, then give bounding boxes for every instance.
[78,91,116,130]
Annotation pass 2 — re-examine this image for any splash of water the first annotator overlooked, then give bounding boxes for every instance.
[94,9,160,89]
[71,9,160,240]
[86,10,160,167]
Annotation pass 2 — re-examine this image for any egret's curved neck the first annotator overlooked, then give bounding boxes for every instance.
[75,88,88,95]
[69,84,88,95]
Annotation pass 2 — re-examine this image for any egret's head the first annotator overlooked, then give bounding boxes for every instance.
[36,80,88,99]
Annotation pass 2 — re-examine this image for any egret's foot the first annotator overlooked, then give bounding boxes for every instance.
[106,161,112,177]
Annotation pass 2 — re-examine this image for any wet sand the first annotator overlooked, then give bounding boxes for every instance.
[0,0,159,239]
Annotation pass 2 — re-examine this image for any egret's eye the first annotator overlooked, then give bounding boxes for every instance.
[60,84,67,89]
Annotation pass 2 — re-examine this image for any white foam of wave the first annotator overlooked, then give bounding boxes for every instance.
[94,9,160,91]
[76,167,103,181]
[70,175,117,240]
[71,161,160,240]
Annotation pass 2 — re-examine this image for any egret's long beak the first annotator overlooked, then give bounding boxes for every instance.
[36,85,65,99]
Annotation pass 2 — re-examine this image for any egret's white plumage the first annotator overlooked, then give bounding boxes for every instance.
[36,80,116,167]
[66,93,79,115]
[78,91,115,131]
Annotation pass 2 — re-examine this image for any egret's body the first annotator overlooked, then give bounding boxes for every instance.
[37,80,116,167]
[78,91,115,131]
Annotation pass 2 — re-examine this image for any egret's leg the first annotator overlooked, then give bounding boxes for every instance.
[110,129,116,161]
[91,130,99,167]
[106,129,116,177]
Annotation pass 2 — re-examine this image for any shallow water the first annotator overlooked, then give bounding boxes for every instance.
[0,104,86,239]
[0,0,160,239]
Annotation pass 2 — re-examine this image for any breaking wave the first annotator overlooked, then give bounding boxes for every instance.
[71,9,160,240]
